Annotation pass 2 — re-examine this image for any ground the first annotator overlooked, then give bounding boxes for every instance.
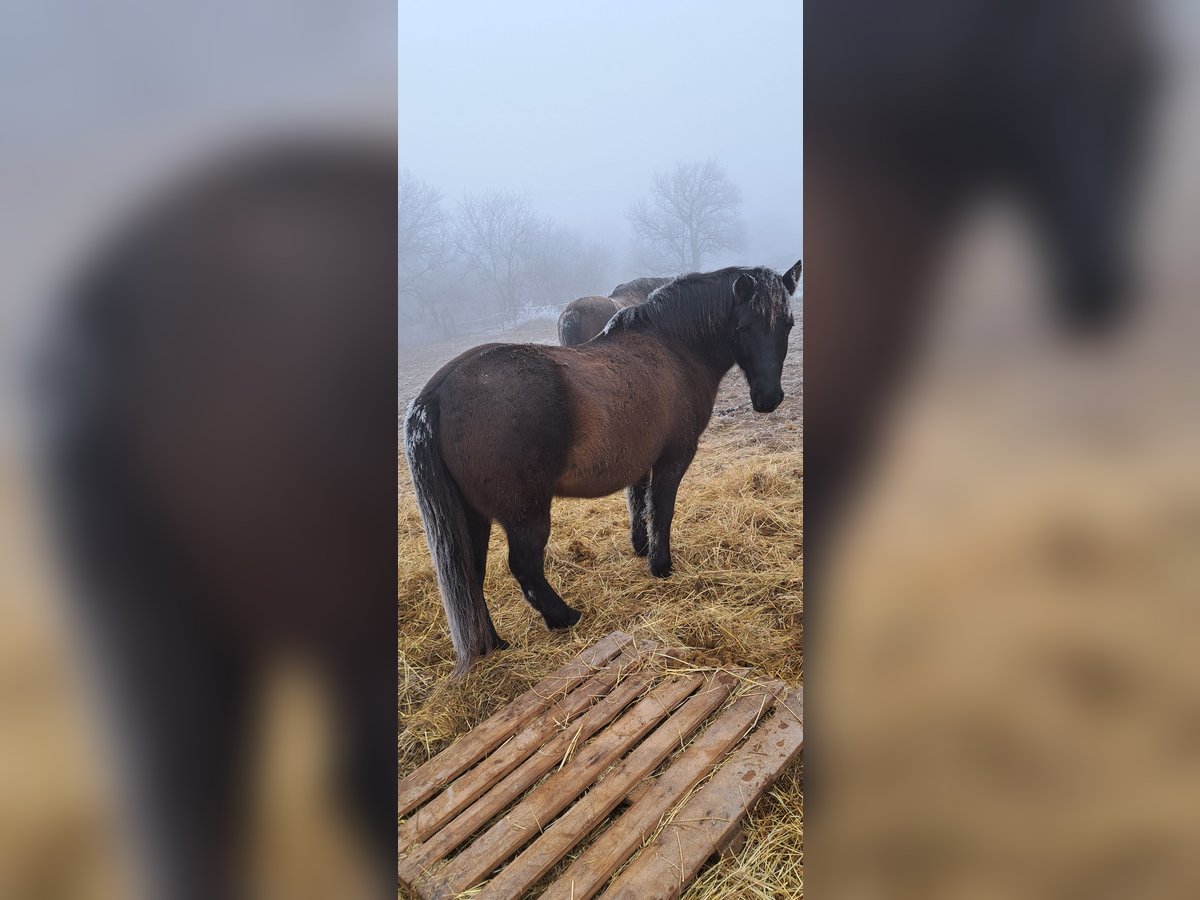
[398,317,805,898]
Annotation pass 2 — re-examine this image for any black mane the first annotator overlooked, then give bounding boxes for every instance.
[603,266,792,341]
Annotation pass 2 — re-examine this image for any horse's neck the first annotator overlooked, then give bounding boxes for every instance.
[617,293,736,392]
[661,332,734,398]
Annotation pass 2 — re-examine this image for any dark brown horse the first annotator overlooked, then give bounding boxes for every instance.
[609,275,676,303]
[556,295,633,346]
[36,139,398,899]
[557,275,675,346]
[406,261,802,672]
[804,0,1155,569]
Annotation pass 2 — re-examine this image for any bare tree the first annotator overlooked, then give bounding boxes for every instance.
[627,159,745,273]
[399,169,456,334]
[401,182,617,338]
[455,190,546,320]
[525,225,612,308]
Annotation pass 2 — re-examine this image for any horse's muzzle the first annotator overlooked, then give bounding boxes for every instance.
[751,387,784,413]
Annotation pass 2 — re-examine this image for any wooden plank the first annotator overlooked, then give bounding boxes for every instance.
[399,643,644,850]
[540,681,786,900]
[397,657,656,887]
[715,827,746,859]
[398,630,633,817]
[427,672,708,899]
[599,687,804,900]
[622,776,655,807]
[473,670,743,900]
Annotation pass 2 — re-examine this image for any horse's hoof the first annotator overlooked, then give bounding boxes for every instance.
[649,557,673,578]
[547,606,582,630]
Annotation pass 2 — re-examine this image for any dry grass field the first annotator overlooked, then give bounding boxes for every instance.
[398,318,805,898]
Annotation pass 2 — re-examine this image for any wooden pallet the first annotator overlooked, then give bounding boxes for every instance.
[398,631,804,899]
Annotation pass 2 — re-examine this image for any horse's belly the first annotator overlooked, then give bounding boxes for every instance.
[554,450,654,499]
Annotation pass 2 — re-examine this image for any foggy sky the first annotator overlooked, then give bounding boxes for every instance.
[398,0,803,274]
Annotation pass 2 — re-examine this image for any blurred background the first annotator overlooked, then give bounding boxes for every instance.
[1,2,395,899]
[806,0,1200,897]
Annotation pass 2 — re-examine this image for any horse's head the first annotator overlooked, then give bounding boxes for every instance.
[731,259,800,413]
[907,0,1154,337]
[1004,10,1155,337]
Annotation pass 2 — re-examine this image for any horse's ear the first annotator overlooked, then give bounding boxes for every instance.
[781,258,803,294]
[732,273,756,305]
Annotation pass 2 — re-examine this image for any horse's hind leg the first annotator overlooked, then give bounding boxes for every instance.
[502,508,581,631]
[626,474,651,557]
[464,505,507,650]
[49,441,256,899]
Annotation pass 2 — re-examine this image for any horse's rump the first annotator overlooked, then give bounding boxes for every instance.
[609,276,674,304]
[429,344,572,518]
[38,138,399,896]
[558,296,620,346]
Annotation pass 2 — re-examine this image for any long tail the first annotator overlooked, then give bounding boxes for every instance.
[558,306,584,346]
[403,395,492,673]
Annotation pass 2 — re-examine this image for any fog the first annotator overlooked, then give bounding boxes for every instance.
[399,0,803,341]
